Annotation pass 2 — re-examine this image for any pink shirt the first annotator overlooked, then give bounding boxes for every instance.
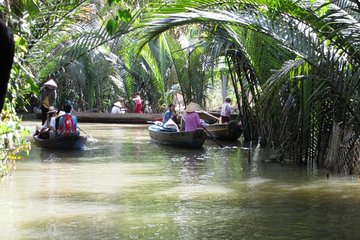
[184,112,202,131]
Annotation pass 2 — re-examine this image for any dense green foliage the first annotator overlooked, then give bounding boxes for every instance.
[136,0,360,173]
[0,0,359,175]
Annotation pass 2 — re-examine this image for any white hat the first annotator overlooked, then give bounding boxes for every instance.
[56,110,65,118]
[44,79,57,89]
[185,102,201,112]
[47,106,57,114]
[114,101,121,107]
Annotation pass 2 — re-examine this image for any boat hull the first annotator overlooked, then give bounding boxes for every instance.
[205,121,242,141]
[148,125,206,148]
[33,135,87,150]
[75,112,162,124]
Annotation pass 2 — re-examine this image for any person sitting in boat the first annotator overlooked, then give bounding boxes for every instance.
[132,91,143,114]
[35,106,57,139]
[220,96,231,123]
[162,103,179,124]
[111,101,123,114]
[55,110,65,131]
[184,102,204,131]
[57,102,79,137]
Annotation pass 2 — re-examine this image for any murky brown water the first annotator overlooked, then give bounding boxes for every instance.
[1,121,360,239]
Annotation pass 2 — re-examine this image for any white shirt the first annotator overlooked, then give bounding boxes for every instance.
[221,102,231,117]
[111,106,122,114]
[49,117,56,129]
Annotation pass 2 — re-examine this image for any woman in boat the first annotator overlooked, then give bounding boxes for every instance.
[184,102,204,131]
[40,79,57,125]
[132,92,143,114]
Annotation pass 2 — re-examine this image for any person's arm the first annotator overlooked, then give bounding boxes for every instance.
[163,111,171,123]
[196,114,203,128]
[73,116,78,129]
[49,117,56,131]
[40,120,49,132]
[57,117,63,132]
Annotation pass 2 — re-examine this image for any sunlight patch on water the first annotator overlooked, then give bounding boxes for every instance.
[158,184,234,200]
[245,177,272,186]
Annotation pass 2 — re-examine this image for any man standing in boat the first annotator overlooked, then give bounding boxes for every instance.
[40,79,57,125]
[220,96,232,123]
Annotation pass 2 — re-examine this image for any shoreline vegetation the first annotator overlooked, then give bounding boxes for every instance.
[0,0,359,176]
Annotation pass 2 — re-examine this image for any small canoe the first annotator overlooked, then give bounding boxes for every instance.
[205,120,243,141]
[148,125,206,148]
[33,134,87,150]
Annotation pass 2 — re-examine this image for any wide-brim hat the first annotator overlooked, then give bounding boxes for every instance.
[44,79,58,89]
[114,101,121,107]
[56,110,65,118]
[185,102,201,112]
[47,106,57,114]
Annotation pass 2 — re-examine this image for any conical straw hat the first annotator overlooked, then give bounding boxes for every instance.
[185,102,201,112]
[114,101,121,107]
[44,79,57,89]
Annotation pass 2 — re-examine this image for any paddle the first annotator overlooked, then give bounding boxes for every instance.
[203,126,224,148]
[78,127,97,142]
[197,110,221,123]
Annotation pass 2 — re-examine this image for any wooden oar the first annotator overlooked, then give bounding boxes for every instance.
[197,110,221,122]
[203,126,224,148]
[78,127,97,142]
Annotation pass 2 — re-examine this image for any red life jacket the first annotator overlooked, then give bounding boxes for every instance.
[59,114,76,136]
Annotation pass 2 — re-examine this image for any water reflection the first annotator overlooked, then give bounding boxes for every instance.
[1,121,360,239]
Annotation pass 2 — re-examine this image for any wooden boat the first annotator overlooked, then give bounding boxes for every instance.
[33,134,87,150]
[148,125,207,148]
[205,120,243,141]
[74,112,162,124]
[198,111,238,123]
[34,107,162,124]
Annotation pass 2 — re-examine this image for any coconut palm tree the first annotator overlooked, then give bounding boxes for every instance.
[136,0,360,174]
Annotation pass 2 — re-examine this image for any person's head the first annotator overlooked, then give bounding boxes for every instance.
[168,103,175,111]
[225,96,231,103]
[185,102,201,113]
[114,101,121,107]
[64,103,72,113]
[135,91,140,96]
[65,99,72,107]
[47,106,57,117]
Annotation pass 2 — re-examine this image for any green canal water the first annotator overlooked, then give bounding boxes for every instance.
[0,121,360,239]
